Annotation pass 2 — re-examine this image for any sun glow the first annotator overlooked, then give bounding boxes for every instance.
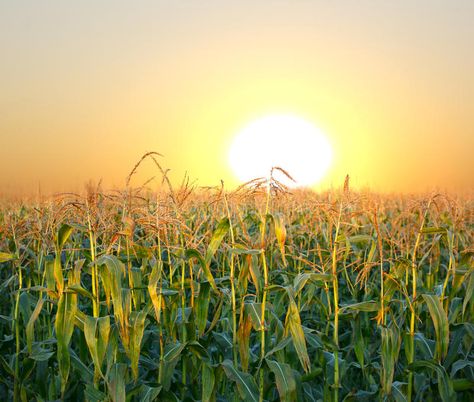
[229,115,333,187]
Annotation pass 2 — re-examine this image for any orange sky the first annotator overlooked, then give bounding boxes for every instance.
[1,1,473,196]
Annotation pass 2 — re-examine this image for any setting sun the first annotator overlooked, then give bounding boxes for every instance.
[228,115,333,187]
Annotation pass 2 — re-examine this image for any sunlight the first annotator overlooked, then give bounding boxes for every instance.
[228,115,333,187]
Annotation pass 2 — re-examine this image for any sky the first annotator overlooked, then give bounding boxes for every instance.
[1,1,473,195]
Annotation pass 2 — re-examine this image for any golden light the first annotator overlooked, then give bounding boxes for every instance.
[228,115,333,187]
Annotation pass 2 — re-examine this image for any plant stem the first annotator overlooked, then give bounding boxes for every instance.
[332,202,343,402]
[222,185,238,366]
[259,182,271,402]
[407,198,432,402]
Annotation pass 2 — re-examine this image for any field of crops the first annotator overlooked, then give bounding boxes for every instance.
[0,181,472,401]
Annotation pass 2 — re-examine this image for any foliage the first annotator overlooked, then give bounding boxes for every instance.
[0,183,472,401]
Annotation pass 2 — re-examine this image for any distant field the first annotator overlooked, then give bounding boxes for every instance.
[0,185,472,401]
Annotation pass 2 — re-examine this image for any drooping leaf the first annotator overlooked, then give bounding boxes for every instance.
[139,384,162,402]
[340,300,379,313]
[161,341,186,391]
[84,315,110,381]
[462,270,474,318]
[128,310,148,380]
[380,326,401,396]
[202,363,215,402]
[422,294,449,362]
[186,248,218,293]
[238,313,253,372]
[57,224,73,250]
[244,302,263,331]
[205,217,230,266]
[285,297,311,373]
[195,281,211,336]
[271,213,287,266]
[266,359,297,402]
[409,360,455,402]
[26,297,45,354]
[0,251,16,263]
[55,291,77,393]
[221,359,259,402]
[148,262,164,324]
[293,272,333,295]
[107,363,127,402]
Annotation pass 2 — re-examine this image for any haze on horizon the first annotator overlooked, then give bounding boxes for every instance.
[1,1,473,196]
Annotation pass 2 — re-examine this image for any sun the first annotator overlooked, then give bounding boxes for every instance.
[228,115,333,188]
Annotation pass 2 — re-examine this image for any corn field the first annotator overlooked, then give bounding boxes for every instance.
[0,179,473,401]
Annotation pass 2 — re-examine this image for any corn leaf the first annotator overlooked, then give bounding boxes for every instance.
[55,291,77,393]
[205,217,230,266]
[422,294,449,362]
[409,360,455,402]
[285,297,311,373]
[107,363,127,402]
[0,252,16,263]
[196,281,211,336]
[202,363,215,402]
[266,359,297,402]
[221,359,259,402]
[26,297,45,354]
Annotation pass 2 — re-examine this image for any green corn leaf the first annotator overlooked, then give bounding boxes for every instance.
[392,382,408,402]
[205,217,230,266]
[353,319,365,368]
[381,326,401,396]
[55,291,77,394]
[26,297,45,354]
[161,341,186,390]
[422,227,448,235]
[0,252,16,263]
[409,360,455,402]
[462,270,474,318]
[202,363,215,402]
[230,246,263,255]
[452,379,474,392]
[422,294,449,362]
[265,336,292,359]
[450,359,474,377]
[248,254,262,296]
[97,255,128,347]
[84,315,110,381]
[66,284,95,300]
[238,314,253,372]
[70,348,94,383]
[221,359,259,402]
[347,235,374,244]
[107,363,127,402]
[195,281,211,336]
[130,267,143,308]
[340,300,379,313]
[244,302,263,331]
[139,385,162,402]
[53,256,64,296]
[270,213,287,266]
[148,262,163,324]
[285,297,311,373]
[129,310,148,380]
[84,384,108,402]
[29,345,54,362]
[45,258,56,296]
[186,248,218,293]
[57,223,73,250]
[293,272,333,295]
[414,332,434,360]
[266,359,297,402]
